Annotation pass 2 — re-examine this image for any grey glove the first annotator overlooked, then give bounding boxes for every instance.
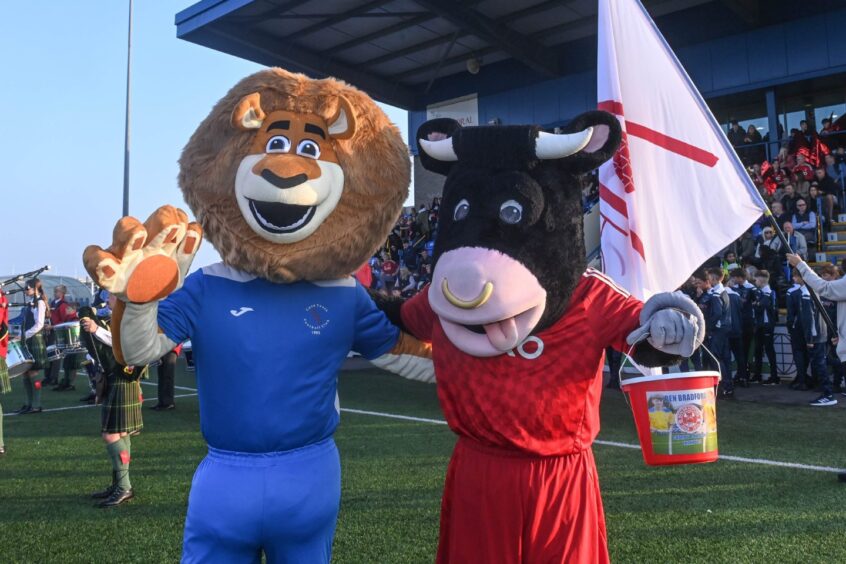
[625,291,705,358]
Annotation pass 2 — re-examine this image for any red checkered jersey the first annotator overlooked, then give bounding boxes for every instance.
[401,269,643,456]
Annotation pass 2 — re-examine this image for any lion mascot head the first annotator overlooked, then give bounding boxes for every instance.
[178,68,410,282]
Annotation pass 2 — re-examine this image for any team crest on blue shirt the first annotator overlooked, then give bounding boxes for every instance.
[304,304,330,335]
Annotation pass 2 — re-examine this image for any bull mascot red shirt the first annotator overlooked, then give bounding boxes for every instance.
[391,112,705,563]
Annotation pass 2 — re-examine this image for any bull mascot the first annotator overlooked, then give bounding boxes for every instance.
[82,68,431,563]
[391,113,705,562]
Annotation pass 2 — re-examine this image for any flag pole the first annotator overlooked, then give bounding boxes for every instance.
[630,0,835,335]
[762,210,836,335]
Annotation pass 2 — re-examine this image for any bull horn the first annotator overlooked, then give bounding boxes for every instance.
[419,138,458,162]
[534,128,594,160]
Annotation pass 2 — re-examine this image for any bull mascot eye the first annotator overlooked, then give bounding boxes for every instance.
[454,199,470,221]
[266,135,291,153]
[296,139,321,159]
[499,200,523,224]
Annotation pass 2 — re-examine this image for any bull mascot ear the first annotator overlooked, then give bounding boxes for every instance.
[549,110,622,174]
[416,118,462,176]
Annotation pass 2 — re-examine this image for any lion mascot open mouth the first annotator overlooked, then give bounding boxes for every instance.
[82,68,432,563]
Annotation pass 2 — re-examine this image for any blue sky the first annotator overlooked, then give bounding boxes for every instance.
[0,1,408,277]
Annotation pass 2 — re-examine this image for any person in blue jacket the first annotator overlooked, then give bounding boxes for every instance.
[786,271,809,390]
[751,270,779,386]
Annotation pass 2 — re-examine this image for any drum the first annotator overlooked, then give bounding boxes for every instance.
[7,339,33,378]
[46,344,63,362]
[54,321,82,350]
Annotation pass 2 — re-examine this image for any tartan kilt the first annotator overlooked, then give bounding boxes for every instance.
[101,373,144,434]
[62,350,85,371]
[25,334,47,371]
[0,357,10,394]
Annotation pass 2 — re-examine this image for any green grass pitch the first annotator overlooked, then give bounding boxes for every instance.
[1,362,845,563]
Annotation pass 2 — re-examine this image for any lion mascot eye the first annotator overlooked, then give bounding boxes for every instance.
[296,139,321,159]
[266,135,291,153]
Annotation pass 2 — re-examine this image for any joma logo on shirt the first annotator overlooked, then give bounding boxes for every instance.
[506,336,544,360]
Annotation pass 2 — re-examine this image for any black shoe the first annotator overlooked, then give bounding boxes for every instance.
[762,378,781,386]
[151,403,175,411]
[720,389,735,398]
[61,385,75,392]
[98,487,134,507]
[838,473,846,483]
[21,407,42,415]
[13,404,31,414]
[91,484,116,499]
[789,382,809,391]
[92,472,117,498]
[52,383,68,391]
[734,378,750,388]
[79,392,96,403]
[748,375,762,383]
[40,379,56,387]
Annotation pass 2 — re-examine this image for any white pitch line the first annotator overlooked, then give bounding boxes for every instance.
[2,392,198,416]
[5,384,844,474]
[340,407,448,425]
[340,408,846,474]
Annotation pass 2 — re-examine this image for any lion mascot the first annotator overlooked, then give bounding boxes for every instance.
[83,68,430,563]
[388,114,706,563]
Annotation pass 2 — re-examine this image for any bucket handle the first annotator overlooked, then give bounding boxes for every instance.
[617,331,722,390]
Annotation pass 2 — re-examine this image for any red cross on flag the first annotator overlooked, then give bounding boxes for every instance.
[597,0,767,300]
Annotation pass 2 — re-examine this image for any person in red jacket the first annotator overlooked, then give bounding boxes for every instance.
[48,285,81,391]
[0,289,10,455]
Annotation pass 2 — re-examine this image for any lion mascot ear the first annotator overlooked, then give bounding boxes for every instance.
[231,92,267,131]
[326,96,356,140]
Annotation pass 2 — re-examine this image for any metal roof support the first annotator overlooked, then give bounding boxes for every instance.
[322,12,436,55]
[410,0,559,77]
[425,31,459,93]
[360,0,563,71]
[284,0,395,42]
[209,22,418,108]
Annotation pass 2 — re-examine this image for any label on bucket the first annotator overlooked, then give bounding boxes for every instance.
[647,388,717,456]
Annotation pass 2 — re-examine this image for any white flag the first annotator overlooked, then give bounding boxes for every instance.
[597,0,766,301]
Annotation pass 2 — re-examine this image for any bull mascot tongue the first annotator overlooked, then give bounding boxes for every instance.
[81,68,432,563]
[394,112,705,563]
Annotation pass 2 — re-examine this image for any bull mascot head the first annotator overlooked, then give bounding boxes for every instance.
[416,112,622,356]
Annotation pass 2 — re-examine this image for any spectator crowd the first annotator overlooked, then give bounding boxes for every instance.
[723,117,846,293]
[366,197,441,297]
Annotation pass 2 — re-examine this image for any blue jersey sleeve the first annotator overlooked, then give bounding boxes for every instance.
[157,270,204,344]
[352,282,399,360]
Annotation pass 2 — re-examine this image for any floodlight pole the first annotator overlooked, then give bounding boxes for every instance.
[122,0,133,217]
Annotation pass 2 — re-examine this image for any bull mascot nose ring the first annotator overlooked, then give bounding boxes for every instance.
[441,279,494,309]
